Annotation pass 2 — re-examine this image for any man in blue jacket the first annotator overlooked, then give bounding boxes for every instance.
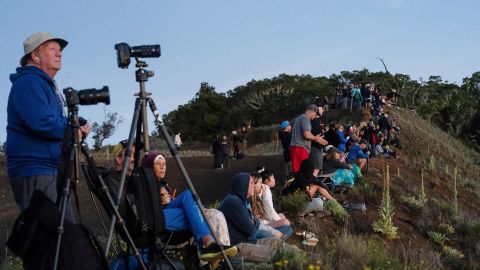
[6,32,90,213]
[346,139,370,171]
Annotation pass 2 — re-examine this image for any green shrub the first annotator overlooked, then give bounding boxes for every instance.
[428,231,448,246]
[281,190,308,217]
[324,200,348,224]
[373,166,399,240]
[400,195,424,216]
[272,244,306,270]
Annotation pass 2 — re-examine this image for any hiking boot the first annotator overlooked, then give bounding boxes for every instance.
[200,243,238,261]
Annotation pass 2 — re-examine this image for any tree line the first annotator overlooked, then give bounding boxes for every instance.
[162,70,480,151]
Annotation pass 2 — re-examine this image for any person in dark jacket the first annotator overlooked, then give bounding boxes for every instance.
[219,173,298,262]
[282,159,334,216]
[278,120,292,176]
[212,135,222,169]
[346,139,370,170]
[323,123,341,149]
[6,32,90,216]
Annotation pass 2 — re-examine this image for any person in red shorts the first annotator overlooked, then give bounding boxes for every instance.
[289,104,328,172]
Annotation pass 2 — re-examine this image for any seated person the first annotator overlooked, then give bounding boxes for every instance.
[249,172,292,239]
[373,134,397,159]
[282,159,335,216]
[142,151,231,247]
[258,168,290,223]
[345,139,369,170]
[105,141,237,263]
[322,146,358,187]
[219,173,299,262]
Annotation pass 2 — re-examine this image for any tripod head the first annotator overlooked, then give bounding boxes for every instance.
[135,59,154,82]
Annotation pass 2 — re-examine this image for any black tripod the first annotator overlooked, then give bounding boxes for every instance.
[105,58,234,270]
[53,92,148,270]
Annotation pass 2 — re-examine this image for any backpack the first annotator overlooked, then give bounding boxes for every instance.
[7,190,107,270]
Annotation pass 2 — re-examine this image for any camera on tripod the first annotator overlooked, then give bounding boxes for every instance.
[63,86,110,107]
[115,42,161,69]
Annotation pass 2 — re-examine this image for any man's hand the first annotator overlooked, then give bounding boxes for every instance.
[316,135,328,146]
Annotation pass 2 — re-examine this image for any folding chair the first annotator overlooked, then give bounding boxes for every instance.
[81,164,198,270]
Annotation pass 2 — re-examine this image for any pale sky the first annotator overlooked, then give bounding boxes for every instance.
[1,0,478,146]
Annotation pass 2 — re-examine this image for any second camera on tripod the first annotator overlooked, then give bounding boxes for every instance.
[63,86,110,107]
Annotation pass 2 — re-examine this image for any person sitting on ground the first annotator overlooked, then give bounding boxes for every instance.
[258,167,290,223]
[373,133,397,159]
[142,151,232,247]
[345,139,369,171]
[249,172,292,239]
[282,159,335,216]
[219,173,300,262]
[322,146,359,187]
[105,143,238,263]
[323,123,341,149]
[336,124,348,153]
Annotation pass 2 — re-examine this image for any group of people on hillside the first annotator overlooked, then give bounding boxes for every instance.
[4,31,405,269]
[331,83,400,113]
[211,130,244,169]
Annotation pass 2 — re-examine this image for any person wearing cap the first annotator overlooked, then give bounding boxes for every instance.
[278,120,292,176]
[345,139,370,170]
[289,104,328,173]
[6,32,90,212]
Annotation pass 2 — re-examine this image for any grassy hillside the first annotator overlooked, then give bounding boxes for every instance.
[269,107,480,270]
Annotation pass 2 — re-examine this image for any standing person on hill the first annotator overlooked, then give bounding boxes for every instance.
[174,132,182,151]
[231,131,242,159]
[309,105,328,176]
[278,121,292,176]
[6,32,90,215]
[289,104,328,173]
[212,135,222,169]
[220,134,230,168]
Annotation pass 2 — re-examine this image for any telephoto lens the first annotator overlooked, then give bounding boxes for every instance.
[78,86,110,105]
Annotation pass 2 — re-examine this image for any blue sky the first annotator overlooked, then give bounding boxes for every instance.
[1,0,478,146]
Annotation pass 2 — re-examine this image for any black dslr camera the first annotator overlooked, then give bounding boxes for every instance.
[63,86,110,108]
[115,42,161,69]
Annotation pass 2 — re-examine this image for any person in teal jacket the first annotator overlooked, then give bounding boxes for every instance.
[346,139,370,171]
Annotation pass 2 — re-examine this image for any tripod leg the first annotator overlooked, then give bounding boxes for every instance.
[81,144,148,270]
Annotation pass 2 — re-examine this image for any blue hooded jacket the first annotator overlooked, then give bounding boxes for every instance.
[219,172,260,245]
[6,66,67,178]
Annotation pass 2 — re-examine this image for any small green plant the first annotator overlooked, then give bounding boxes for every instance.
[438,223,455,235]
[442,245,464,260]
[373,165,399,240]
[2,255,23,270]
[419,170,427,204]
[281,190,308,217]
[428,155,436,171]
[453,167,458,215]
[206,200,220,209]
[324,199,348,224]
[272,243,306,270]
[400,195,423,215]
[428,231,448,246]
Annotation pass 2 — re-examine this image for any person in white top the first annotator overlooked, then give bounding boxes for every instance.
[258,167,290,223]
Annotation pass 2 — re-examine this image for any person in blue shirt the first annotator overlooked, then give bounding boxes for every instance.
[346,139,370,171]
[6,32,90,215]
